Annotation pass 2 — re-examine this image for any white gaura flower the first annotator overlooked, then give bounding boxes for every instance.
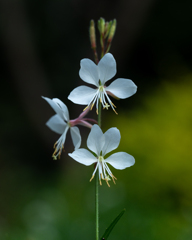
[69,124,135,187]
[68,53,137,114]
[42,97,97,159]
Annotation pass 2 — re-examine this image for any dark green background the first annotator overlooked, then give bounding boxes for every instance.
[0,0,192,239]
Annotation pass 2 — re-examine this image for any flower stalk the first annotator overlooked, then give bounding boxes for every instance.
[95,101,101,240]
[43,17,137,240]
[95,167,99,240]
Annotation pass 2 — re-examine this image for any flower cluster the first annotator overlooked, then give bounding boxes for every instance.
[43,53,137,186]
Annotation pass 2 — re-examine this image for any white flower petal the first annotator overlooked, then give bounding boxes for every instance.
[87,124,105,155]
[105,152,135,169]
[68,86,98,105]
[42,96,65,120]
[79,58,99,86]
[46,114,67,134]
[70,126,81,150]
[102,127,121,156]
[52,98,69,121]
[105,78,137,99]
[98,53,116,85]
[69,148,96,166]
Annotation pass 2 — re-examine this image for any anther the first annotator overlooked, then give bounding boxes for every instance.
[83,106,89,111]
[90,175,95,182]
[106,181,110,187]
[112,175,117,184]
[91,103,94,110]
[111,102,117,108]
[113,108,118,115]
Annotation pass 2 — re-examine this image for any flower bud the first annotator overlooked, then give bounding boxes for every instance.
[89,20,96,49]
[108,19,116,41]
[104,20,112,39]
[98,17,105,36]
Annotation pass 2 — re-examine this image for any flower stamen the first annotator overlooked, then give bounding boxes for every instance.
[91,103,95,110]
[106,180,110,187]
[52,143,64,160]
[90,175,95,182]
[103,89,118,114]
[83,106,89,111]
[112,175,117,184]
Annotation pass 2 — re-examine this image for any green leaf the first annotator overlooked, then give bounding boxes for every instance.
[100,209,126,240]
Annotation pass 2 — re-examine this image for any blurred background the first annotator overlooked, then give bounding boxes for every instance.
[0,0,192,239]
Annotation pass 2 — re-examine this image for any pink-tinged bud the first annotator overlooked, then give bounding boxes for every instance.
[108,19,116,42]
[89,20,96,49]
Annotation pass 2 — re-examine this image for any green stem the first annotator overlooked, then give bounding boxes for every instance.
[95,171,99,240]
[96,102,102,240]
[98,101,102,127]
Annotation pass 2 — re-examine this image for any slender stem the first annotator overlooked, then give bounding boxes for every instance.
[93,48,99,64]
[95,102,102,240]
[98,101,102,127]
[95,170,99,240]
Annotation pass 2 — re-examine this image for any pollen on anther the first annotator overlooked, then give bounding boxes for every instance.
[113,108,118,115]
[111,102,117,108]
[112,175,117,184]
[106,181,110,187]
[91,103,95,110]
[90,175,95,182]
[83,106,89,111]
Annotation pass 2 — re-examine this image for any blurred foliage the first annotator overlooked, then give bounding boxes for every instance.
[1,0,192,239]
[1,74,192,240]
[109,74,192,206]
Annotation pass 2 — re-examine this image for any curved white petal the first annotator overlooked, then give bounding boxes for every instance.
[70,126,81,150]
[87,124,104,155]
[106,78,137,99]
[69,148,96,166]
[52,98,69,121]
[102,127,121,156]
[98,53,116,85]
[105,152,135,169]
[68,86,98,105]
[79,58,99,86]
[42,96,65,120]
[46,114,67,134]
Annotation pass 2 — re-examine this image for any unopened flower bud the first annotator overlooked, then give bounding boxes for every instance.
[89,20,96,49]
[104,21,112,39]
[98,17,105,36]
[108,19,116,41]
